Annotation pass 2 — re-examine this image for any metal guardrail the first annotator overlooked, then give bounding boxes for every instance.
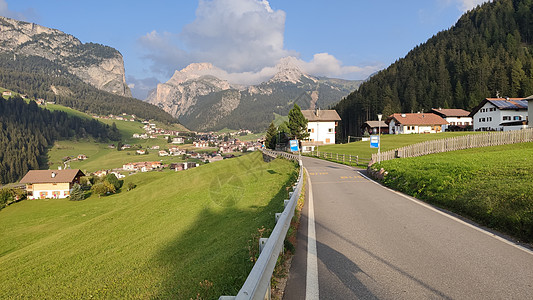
[220,150,303,300]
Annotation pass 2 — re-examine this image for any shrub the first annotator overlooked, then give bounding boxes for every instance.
[91,181,116,197]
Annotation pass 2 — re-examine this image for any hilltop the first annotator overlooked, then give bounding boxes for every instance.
[0,16,130,97]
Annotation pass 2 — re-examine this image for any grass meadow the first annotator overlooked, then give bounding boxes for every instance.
[317,132,482,159]
[0,152,298,299]
[375,142,533,242]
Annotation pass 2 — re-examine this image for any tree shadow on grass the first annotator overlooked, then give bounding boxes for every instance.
[148,174,297,299]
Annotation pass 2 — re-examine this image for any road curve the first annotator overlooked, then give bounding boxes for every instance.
[284,156,533,299]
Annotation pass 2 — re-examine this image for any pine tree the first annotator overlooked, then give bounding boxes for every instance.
[288,104,309,141]
[265,121,277,149]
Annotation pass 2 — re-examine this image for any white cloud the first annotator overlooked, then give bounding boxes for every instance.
[0,0,34,21]
[458,0,490,12]
[297,53,381,79]
[138,0,377,85]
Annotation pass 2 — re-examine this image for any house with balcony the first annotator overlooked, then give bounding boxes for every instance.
[430,108,472,131]
[19,169,85,199]
[301,109,341,152]
[387,113,448,134]
[470,98,528,131]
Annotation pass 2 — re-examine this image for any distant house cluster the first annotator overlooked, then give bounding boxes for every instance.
[360,96,532,135]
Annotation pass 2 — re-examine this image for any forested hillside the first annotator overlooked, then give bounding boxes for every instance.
[0,96,120,184]
[0,53,178,124]
[335,0,533,140]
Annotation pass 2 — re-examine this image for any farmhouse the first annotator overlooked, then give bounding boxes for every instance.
[19,169,85,199]
[430,108,472,131]
[361,120,389,135]
[301,109,341,152]
[470,98,528,131]
[387,113,448,134]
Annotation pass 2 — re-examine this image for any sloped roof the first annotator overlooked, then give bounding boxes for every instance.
[363,120,388,128]
[430,108,471,117]
[301,110,341,122]
[19,169,84,184]
[470,98,528,116]
[387,113,449,125]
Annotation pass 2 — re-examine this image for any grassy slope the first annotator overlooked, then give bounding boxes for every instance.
[0,152,297,299]
[317,132,483,158]
[376,142,533,242]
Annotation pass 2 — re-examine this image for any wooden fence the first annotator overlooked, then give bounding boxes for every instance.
[306,151,372,167]
[371,128,533,165]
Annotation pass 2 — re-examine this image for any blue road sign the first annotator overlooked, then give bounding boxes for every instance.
[370,135,379,148]
[289,140,299,152]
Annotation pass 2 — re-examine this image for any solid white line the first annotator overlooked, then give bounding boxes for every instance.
[358,171,533,255]
[305,167,319,300]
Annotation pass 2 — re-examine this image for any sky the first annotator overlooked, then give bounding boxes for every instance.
[1,0,489,99]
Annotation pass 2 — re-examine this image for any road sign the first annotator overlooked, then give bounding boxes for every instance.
[289,140,299,152]
[370,135,379,148]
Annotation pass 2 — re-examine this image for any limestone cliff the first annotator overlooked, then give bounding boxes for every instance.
[147,59,362,131]
[0,16,131,97]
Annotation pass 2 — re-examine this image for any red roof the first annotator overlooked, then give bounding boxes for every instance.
[387,113,449,126]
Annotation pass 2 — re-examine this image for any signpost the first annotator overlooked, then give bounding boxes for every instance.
[370,135,379,148]
[289,140,299,152]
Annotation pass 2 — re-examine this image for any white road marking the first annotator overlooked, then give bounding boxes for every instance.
[305,167,319,300]
[358,171,533,256]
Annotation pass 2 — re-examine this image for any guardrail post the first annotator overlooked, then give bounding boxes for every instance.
[284,199,290,208]
[259,238,268,254]
[275,213,281,223]
[289,191,293,198]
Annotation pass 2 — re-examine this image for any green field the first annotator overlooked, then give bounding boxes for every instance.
[0,152,298,299]
[316,132,483,159]
[374,142,533,242]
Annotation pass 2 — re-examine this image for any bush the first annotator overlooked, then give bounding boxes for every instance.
[91,181,116,197]
[0,188,14,208]
[127,182,136,191]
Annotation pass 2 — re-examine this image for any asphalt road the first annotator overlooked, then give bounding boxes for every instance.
[284,156,533,299]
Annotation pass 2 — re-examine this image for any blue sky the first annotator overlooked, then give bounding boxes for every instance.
[1,0,488,98]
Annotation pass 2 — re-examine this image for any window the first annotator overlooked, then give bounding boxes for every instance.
[514,116,522,120]
[479,118,486,122]
[503,116,511,121]
[487,117,492,122]
[328,128,333,133]
[308,129,311,132]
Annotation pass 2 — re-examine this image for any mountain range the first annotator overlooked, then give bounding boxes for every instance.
[147,57,362,131]
[0,16,131,97]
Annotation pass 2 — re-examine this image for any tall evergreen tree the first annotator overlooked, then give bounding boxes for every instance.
[288,104,309,141]
[265,121,277,150]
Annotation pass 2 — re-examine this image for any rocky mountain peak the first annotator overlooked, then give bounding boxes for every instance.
[0,16,131,97]
[168,62,219,85]
[269,56,311,84]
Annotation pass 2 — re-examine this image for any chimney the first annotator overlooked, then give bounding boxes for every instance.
[51,172,56,178]
[505,96,510,101]
[315,107,320,117]
[401,114,406,118]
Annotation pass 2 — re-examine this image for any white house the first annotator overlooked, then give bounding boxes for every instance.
[470,98,528,131]
[301,109,341,152]
[430,108,472,131]
[387,113,448,134]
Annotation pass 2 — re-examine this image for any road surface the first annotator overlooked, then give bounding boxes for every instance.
[284,156,533,299]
